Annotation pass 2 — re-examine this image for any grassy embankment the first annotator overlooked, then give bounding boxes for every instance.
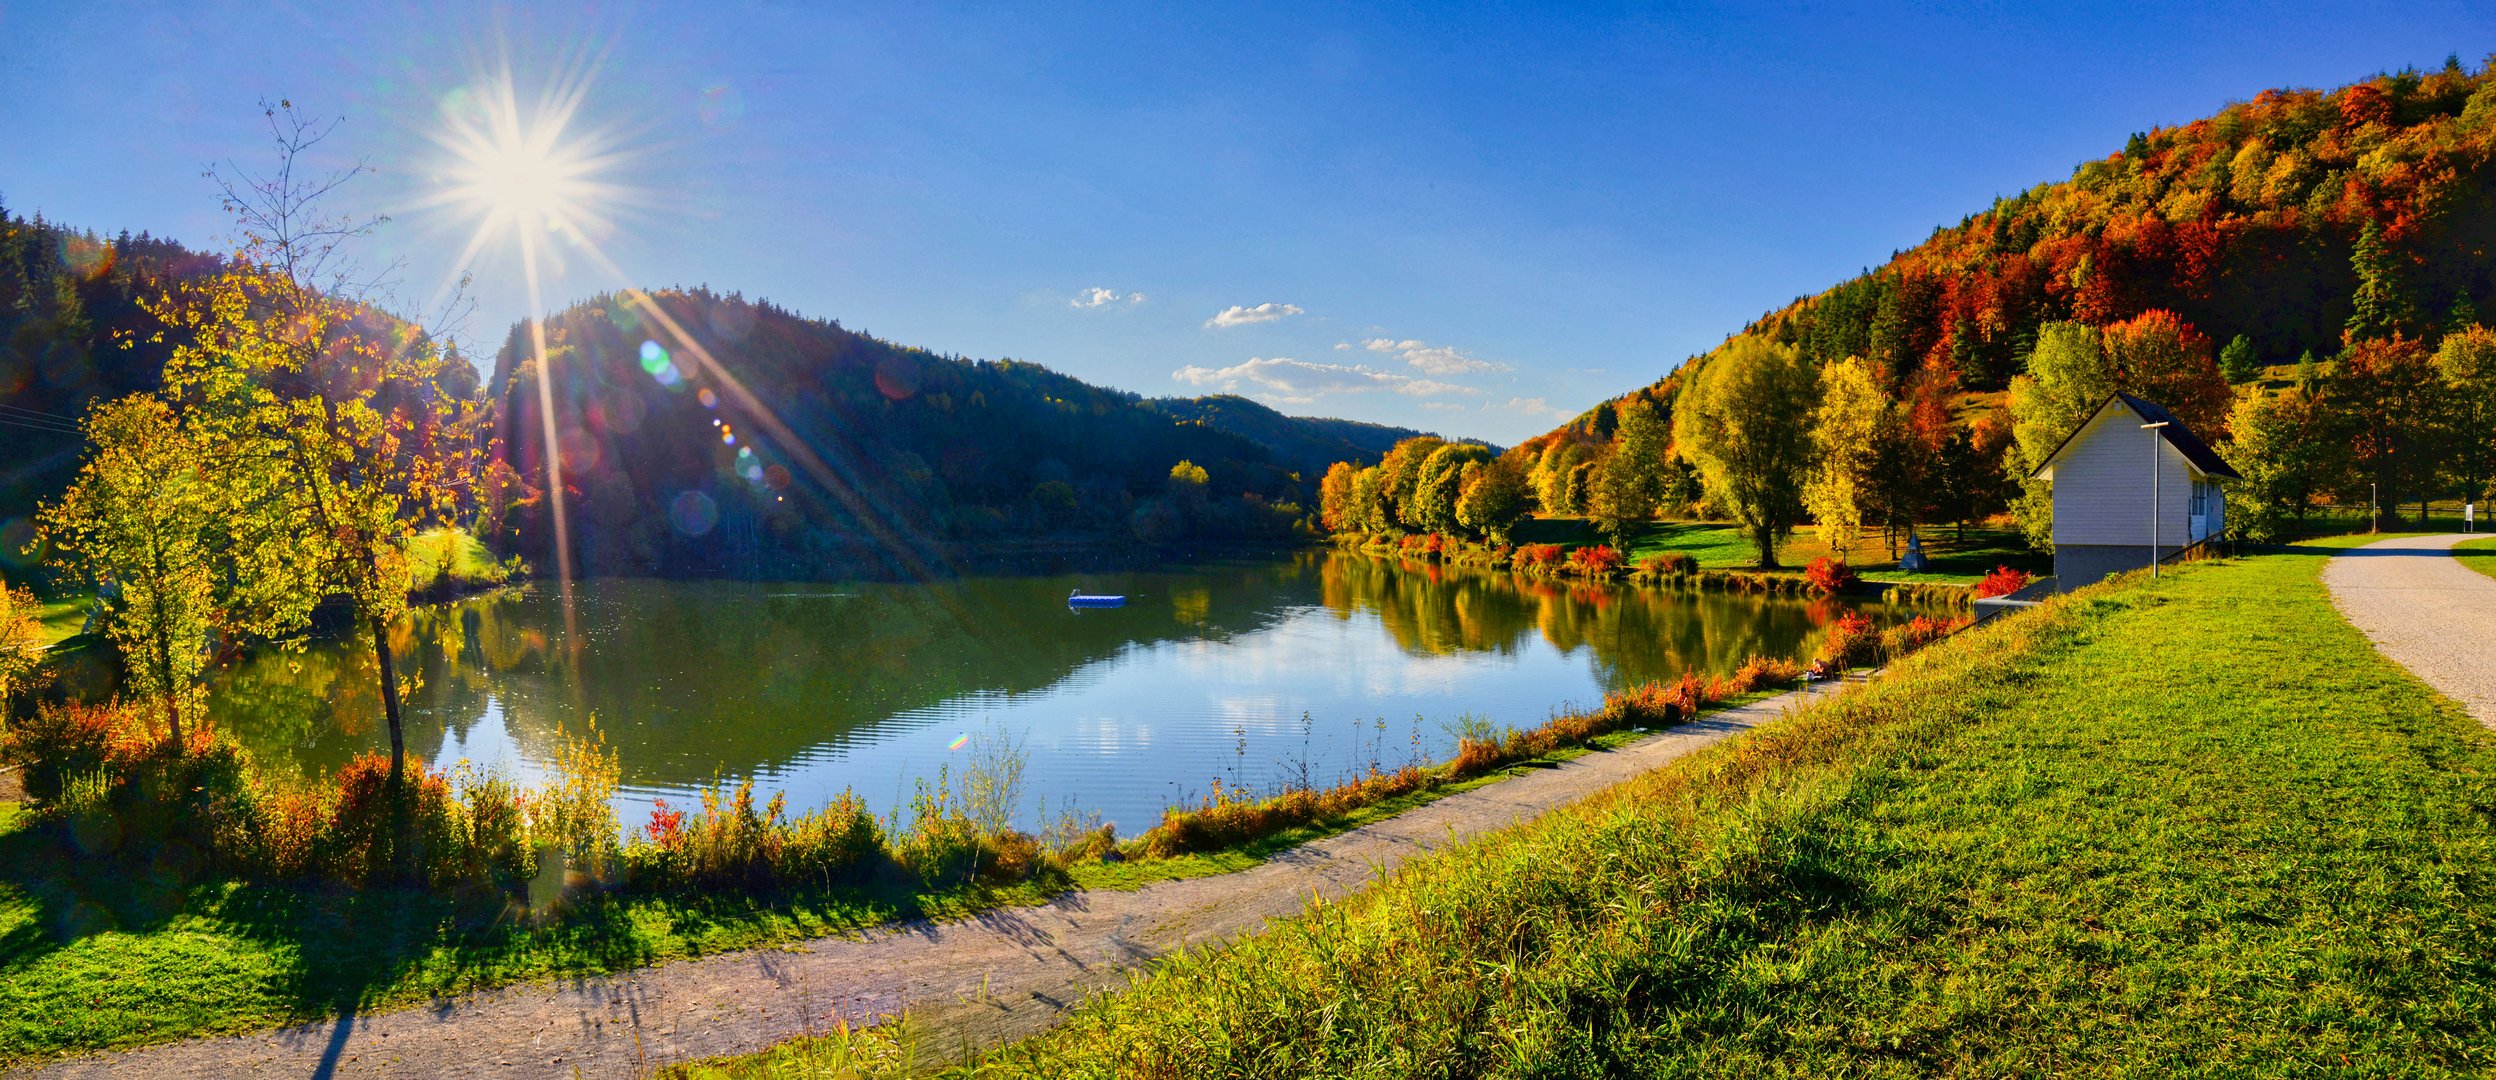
[689,534,2496,1076]
[2460,535,2496,582]
[0,648,1801,1065]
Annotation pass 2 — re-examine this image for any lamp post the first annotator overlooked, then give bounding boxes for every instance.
[2142,420,2170,577]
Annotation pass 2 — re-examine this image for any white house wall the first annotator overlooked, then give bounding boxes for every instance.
[2049,405,2207,548]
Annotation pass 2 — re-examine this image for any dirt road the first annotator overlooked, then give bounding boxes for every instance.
[2322,533,2496,727]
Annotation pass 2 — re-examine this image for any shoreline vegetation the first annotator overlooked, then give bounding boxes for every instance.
[0,555,1967,1067]
[679,536,2496,1077]
[1331,529,1979,609]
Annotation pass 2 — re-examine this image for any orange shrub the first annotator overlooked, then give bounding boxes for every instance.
[1817,611,1880,670]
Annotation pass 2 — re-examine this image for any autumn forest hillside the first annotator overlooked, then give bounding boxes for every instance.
[1453,58,2496,561]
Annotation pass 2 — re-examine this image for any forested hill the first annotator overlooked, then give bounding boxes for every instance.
[483,290,1425,577]
[1539,59,2496,442]
[1150,394,1445,477]
[0,206,225,544]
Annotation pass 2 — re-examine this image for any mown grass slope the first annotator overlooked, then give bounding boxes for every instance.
[706,537,2496,1076]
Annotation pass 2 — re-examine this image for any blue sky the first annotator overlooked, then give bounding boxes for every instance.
[4,2,2493,443]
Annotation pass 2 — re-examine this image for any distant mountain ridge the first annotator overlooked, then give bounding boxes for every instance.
[482,289,1432,577]
[1148,394,1448,478]
[2,206,1432,581]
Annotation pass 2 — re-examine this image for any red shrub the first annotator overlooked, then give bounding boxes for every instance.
[645,799,688,848]
[1880,614,1969,657]
[1975,565,2034,599]
[1566,545,1625,578]
[1805,556,1860,595]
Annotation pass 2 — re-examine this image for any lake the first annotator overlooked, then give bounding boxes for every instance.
[203,550,1937,833]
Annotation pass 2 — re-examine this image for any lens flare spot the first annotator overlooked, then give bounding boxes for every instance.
[0,517,36,567]
[948,733,970,752]
[668,490,719,537]
[699,388,719,409]
[874,355,920,401]
[558,426,602,473]
[698,82,746,130]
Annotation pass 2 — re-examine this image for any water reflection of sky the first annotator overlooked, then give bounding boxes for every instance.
[209,554,1922,836]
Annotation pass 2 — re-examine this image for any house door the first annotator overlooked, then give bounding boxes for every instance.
[2188,481,2210,541]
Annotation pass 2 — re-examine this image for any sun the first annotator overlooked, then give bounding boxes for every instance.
[462,131,572,226]
[430,76,607,243]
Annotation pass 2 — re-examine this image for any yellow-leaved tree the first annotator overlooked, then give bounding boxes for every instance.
[150,103,486,797]
[37,397,233,746]
[1802,356,1885,555]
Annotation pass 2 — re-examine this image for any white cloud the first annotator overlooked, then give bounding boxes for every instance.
[1362,337,1509,375]
[1172,357,1483,404]
[1419,402,1469,412]
[1071,286,1145,309]
[1333,341,1352,351]
[1205,302,1305,328]
[1502,396,1565,418]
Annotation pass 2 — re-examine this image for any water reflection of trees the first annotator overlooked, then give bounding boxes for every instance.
[208,563,1327,786]
[1316,552,1866,691]
[201,554,1929,787]
[209,597,553,779]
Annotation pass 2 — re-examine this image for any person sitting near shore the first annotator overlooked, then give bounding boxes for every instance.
[1806,658,1835,682]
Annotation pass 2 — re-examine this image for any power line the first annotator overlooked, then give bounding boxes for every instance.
[0,402,79,423]
[0,416,82,436]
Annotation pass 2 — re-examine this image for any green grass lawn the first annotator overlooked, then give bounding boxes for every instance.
[702,536,2496,1076]
[32,596,89,649]
[2459,535,2496,583]
[404,528,507,595]
[14,527,497,655]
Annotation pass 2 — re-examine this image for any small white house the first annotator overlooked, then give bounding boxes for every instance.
[2028,392,2239,588]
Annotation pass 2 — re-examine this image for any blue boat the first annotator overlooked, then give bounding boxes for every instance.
[1068,589,1127,608]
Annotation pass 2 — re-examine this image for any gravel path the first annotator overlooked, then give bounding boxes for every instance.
[2323,533,2496,727]
[21,683,1842,1079]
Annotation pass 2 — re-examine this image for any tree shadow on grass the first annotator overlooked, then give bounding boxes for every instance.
[0,813,956,1064]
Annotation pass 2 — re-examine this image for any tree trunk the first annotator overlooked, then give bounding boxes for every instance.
[1755,523,1779,570]
[372,617,404,780]
[371,615,415,884]
[164,689,183,751]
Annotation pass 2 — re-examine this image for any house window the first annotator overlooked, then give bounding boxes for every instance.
[2189,482,2207,517]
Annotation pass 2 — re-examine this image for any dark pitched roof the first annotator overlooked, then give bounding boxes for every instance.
[2028,392,2241,480]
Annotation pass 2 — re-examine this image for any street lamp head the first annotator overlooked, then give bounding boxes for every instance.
[2140,421,2171,430]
